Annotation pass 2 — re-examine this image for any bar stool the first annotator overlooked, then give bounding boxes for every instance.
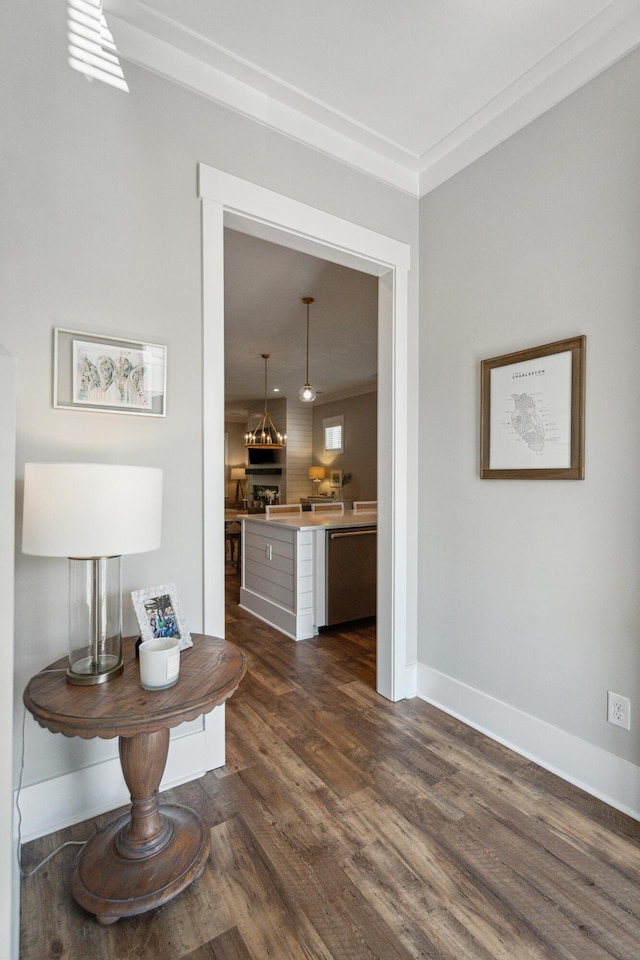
[225,521,241,571]
[311,502,345,515]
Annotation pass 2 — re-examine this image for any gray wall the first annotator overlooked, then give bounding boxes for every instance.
[0,351,17,959]
[7,0,639,852]
[3,1,417,793]
[418,47,640,766]
[312,392,378,502]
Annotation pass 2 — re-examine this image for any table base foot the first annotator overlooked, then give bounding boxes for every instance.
[72,803,210,923]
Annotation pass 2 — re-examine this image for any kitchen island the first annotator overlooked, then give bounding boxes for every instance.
[238,510,377,640]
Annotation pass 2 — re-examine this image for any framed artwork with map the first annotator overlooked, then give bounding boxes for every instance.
[480,335,586,480]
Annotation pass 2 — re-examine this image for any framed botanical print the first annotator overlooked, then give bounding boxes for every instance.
[54,327,167,416]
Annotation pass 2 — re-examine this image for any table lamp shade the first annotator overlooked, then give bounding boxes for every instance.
[308,466,325,481]
[22,463,163,686]
[22,463,163,558]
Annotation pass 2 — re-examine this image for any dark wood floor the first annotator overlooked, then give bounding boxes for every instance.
[20,573,640,959]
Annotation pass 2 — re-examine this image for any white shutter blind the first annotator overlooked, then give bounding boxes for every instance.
[68,0,129,92]
[325,425,342,450]
[323,416,344,453]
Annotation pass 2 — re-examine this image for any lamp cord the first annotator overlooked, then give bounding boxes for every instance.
[16,656,136,877]
[17,653,139,876]
[16,680,87,877]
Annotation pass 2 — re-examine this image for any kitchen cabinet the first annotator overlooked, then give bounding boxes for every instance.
[239,511,376,640]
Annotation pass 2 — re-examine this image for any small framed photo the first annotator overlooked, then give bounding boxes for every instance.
[480,335,586,480]
[131,582,192,650]
[329,469,343,486]
[54,327,167,416]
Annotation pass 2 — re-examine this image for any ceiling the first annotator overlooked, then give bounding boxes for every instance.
[223,230,378,420]
[106,0,640,196]
[103,1,640,413]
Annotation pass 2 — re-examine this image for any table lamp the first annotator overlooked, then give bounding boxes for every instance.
[308,465,325,494]
[22,462,163,685]
[230,466,246,503]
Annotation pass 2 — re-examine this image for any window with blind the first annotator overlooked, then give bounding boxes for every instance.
[323,416,344,454]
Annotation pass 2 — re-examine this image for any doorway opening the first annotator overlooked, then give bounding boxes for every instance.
[199,163,413,702]
[222,228,379,661]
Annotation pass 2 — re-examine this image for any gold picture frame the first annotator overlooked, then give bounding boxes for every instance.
[480,335,586,480]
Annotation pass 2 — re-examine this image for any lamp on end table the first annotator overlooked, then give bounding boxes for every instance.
[22,462,163,685]
[308,465,325,494]
[230,466,246,504]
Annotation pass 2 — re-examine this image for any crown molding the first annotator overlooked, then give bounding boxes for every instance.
[105,5,420,195]
[418,0,640,194]
[313,382,378,405]
[106,0,640,198]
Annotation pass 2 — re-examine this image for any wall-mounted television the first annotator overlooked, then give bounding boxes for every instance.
[248,447,277,464]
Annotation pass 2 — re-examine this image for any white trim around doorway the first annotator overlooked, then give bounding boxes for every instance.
[198,164,415,702]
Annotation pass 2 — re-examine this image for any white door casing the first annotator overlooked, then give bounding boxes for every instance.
[198,164,414,701]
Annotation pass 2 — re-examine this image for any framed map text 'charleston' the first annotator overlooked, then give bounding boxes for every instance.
[480,335,586,480]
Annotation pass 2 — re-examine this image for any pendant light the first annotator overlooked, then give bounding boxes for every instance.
[299,296,316,402]
[245,354,286,448]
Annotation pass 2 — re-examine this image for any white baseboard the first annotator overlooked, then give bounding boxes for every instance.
[403,662,418,700]
[17,709,225,843]
[417,663,640,821]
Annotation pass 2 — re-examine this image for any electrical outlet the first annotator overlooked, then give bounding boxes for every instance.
[607,691,631,730]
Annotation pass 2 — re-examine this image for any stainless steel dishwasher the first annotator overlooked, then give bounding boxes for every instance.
[325,526,377,625]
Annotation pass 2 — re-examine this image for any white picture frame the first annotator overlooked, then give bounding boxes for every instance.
[131,582,192,650]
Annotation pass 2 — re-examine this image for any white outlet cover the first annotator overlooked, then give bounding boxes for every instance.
[607,691,631,730]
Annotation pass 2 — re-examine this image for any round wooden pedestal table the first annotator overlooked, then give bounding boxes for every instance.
[23,635,247,924]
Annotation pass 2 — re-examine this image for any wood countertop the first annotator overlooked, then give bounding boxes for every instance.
[24,635,247,740]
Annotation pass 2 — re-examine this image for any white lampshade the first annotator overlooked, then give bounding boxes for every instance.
[22,463,163,558]
[308,466,325,481]
[230,467,246,480]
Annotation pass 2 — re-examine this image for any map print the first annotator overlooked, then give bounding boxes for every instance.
[489,349,572,470]
[510,393,545,452]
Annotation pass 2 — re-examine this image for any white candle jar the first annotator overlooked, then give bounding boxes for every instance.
[139,637,181,690]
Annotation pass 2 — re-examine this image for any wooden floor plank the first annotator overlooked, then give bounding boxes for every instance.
[207,818,334,960]
[451,796,640,959]
[19,573,640,959]
[337,787,555,960]
[182,925,252,960]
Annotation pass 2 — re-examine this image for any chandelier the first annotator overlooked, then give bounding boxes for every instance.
[245,354,286,448]
[299,296,316,402]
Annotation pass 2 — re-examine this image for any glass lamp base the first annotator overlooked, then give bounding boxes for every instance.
[68,556,123,686]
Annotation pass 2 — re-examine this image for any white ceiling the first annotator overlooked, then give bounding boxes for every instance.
[106,0,640,195]
[103,1,640,412]
[223,230,378,419]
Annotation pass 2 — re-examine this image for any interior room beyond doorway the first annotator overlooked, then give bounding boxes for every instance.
[223,229,379,647]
